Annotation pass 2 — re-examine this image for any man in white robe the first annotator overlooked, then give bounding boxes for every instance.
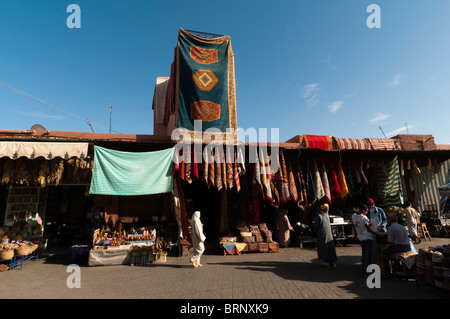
[190,211,206,267]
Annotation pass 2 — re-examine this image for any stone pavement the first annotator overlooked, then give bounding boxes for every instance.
[1,238,449,302]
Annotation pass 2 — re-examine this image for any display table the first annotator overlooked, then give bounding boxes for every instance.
[88,249,132,266]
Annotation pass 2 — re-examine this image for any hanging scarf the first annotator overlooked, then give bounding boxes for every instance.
[328,161,342,200]
[279,150,291,205]
[337,161,349,198]
[311,159,325,201]
[287,160,299,202]
[234,150,241,192]
[320,160,331,203]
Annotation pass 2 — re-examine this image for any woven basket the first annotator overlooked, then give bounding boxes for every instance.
[0,249,14,260]
[15,246,31,256]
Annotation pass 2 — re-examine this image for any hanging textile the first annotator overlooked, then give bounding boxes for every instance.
[374,156,404,206]
[328,162,342,201]
[279,150,291,205]
[303,135,333,150]
[311,159,325,201]
[175,28,238,133]
[336,162,349,199]
[203,150,209,186]
[287,161,299,203]
[221,148,227,190]
[226,148,234,189]
[90,146,174,196]
[259,148,273,203]
[344,164,354,196]
[215,148,223,191]
[304,162,317,203]
[234,150,241,192]
[296,161,308,206]
[184,146,192,184]
[192,147,199,180]
[320,160,331,203]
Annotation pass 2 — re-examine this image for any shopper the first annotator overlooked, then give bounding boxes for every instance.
[276,208,294,248]
[403,201,421,244]
[352,204,375,272]
[314,203,337,269]
[367,198,387,232]
[190,211,206,267]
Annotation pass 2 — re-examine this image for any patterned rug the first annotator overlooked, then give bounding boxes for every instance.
[175,29,238,135]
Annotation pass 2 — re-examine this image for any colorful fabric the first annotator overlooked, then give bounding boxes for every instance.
[337,162,349,198]
[234,150,241,192]
[304,135,333,150]
[90,146,174,196]
[184,146,192,184]
[320,160,331,203]
[328,162,342,200]
[287,161,299,202]
[296,162,308,205]
[311,159,325,201]
[175,29,237,132]
[375,156,404,206]
[279,151,291,205]
[334,137,370,150]
[366,138,401,150]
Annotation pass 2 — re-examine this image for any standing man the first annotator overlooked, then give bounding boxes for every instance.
[403,201,421,244]
[314,203,337,269]
[367,198,387,233]
[352,205,375,272]
[190,211,206,267]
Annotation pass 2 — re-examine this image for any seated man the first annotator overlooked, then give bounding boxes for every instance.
[382,214,411,277]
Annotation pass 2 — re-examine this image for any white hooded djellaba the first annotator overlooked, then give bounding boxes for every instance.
[190,211,206,267]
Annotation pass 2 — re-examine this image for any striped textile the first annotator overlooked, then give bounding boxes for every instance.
[412,159,450,214]
[374,156,404,206]
[334,137,370,150]
[366,138,401,150]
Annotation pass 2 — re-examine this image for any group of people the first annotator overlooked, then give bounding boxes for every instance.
[314,198,422,273]
[188,198,422,274]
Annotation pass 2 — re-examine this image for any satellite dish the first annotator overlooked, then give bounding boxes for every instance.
[31,124,47,130]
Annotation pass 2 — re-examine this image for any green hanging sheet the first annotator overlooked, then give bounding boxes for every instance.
[89,146,175,196]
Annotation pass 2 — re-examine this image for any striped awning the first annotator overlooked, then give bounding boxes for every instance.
[438,182,450,197]
[0,141,89,160]
[412,159,450,213]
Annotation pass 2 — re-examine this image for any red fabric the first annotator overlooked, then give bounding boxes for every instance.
[304,135,332,150]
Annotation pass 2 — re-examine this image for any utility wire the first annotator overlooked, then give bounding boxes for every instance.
[0,80,122,133]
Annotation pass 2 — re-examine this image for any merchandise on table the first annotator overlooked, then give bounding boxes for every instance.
[220,222,279,255]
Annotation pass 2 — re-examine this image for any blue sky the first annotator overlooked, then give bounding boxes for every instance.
[1,0,449,144]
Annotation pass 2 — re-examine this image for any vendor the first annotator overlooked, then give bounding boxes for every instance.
[383,214,411,257]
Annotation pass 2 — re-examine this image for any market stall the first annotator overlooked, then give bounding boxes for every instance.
[88,225,156,266]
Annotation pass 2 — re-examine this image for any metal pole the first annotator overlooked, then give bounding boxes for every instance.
[109,104,112,133]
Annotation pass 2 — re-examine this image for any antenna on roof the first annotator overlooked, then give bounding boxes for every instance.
[378,125,387,138]
[109,104,113,133]
[405,123,409,134]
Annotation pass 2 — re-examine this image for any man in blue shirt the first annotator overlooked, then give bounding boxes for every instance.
[367,198,387,233]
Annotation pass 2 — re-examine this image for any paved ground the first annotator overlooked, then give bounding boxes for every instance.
[1,237,450,302]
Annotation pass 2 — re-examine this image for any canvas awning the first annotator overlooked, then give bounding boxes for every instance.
[0,141,89,160]
[438,182,450,197]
